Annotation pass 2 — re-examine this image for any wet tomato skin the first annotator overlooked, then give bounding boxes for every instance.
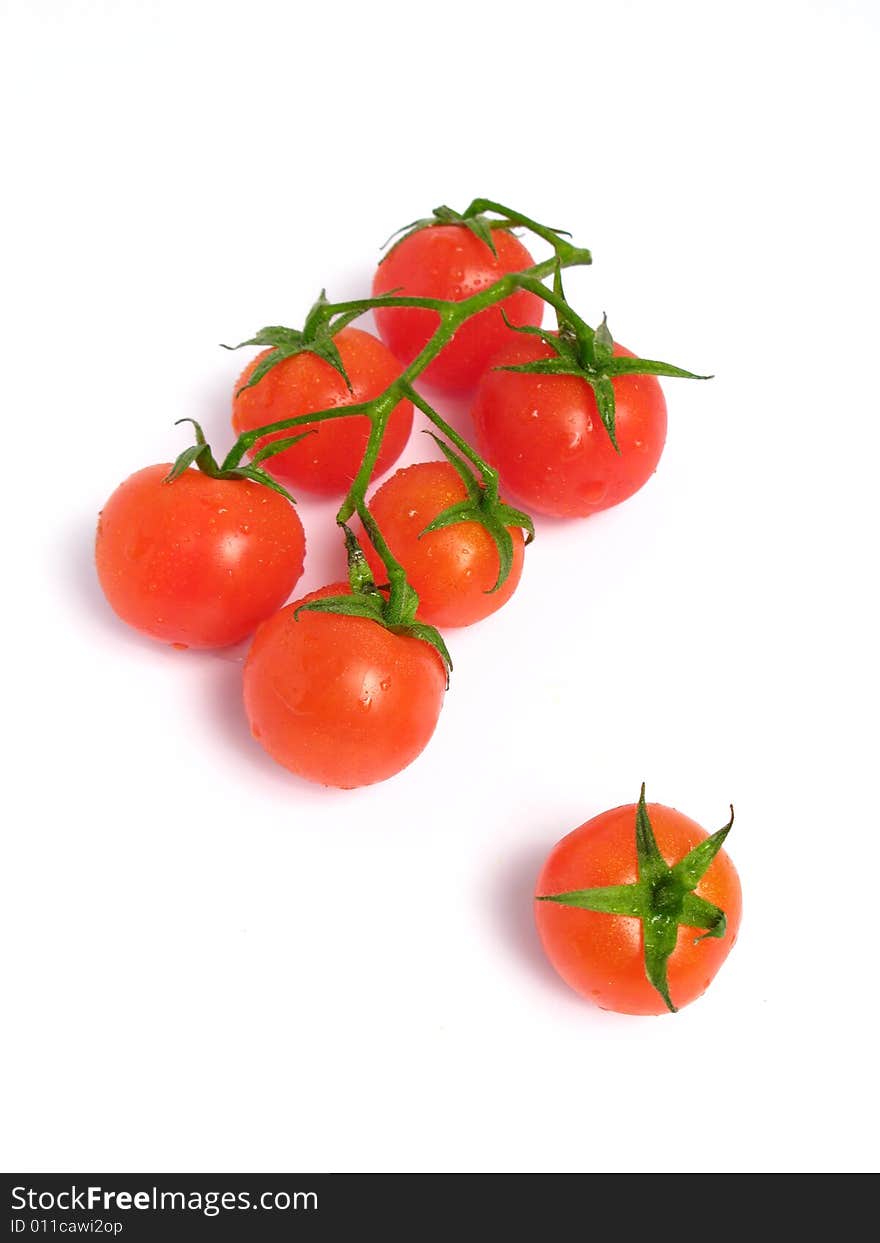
[360,461,525,628]
[535,802,742,1015]
[243,584,446,789]
[95,464,306,649]
[372,225,543,394]
[231,327,413,496]
[472,340,667,517]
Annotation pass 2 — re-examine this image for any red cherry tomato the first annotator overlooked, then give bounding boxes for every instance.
[472,339,667,517]
[243,584,446,788]
[535,799,742,1015]
[231,327,413,496]
[360,461,524,628]
[372,225,543,394]
[95,465,306,649]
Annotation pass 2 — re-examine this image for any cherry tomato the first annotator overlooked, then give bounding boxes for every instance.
[472,339,667,517]
[95,465,306,649]
[359,461,524,628]
[231,327,413,496]
[535,798,742,1015]
[243,584,446,788]
[372,225,543,394]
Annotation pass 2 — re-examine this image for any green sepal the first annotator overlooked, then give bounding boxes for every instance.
[536,784,736,1014]
[295,520,452,685]
[634,783,668,879]
[164,418,220,481]
[642,915,679,1014]
[420,430,534,592]
[162,418,297,504]
[482,515,514,594]
[590,374,620,451]
[679,893,727,940]
[421,500,482,534]
[495,357,589,378]
[164,442,211,482]
[499,308,573,358]
[221,326,303,352]
[536,883,647,917]
[295,598,453,686]
[496,502,535,545]
[248,430,316,468]
[232,348,287,395]
[381,203,511,259]
[593,313,614,367]
[222,465,296,504]
[671,807,734,890]
[296,594,384,623]
[224,299,355,396]
[496,300,709,454]
[606,356,712,380]
[388,621,453,682]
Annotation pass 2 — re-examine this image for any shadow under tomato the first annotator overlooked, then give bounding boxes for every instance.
[489,835,576,1001]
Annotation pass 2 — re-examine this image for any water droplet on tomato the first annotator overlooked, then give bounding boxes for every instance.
[579,480,607,503]
[380,678,391,691]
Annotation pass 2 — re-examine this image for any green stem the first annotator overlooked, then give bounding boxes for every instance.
[336,396,396,523]
[355,498,412,624]
[403,383,500,503]
[462,197,589,266]
[220,240,591,585]
[512,273,595,343]
[220,403,370,472]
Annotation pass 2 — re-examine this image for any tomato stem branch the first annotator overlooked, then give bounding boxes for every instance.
[403,383,500,503]
[176,202,598,669]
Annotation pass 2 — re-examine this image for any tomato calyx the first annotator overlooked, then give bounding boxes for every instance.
[164,418,309,504]
[536,785,735,1013]
[296,523,453,683]
[223,289,375,396]
[382,204,512,259]
[380,198,586,265]
[499,266,711,451]
[419,431,534,593]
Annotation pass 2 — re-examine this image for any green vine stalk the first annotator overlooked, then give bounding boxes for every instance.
[168,199,704,675]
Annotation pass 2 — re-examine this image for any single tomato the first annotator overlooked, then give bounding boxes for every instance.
[359,461,525,628]
[472,339,667,517]
[243,584,446,788]
[535,790,741,1014]
[95,465,306,648]
[231,327,413,496]
[372,225,543,394]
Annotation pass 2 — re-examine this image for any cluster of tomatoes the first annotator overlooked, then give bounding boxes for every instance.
[94,204,741,1014]
[95,216,670,786]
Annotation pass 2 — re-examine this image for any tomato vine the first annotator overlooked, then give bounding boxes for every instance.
[167,198,704,674]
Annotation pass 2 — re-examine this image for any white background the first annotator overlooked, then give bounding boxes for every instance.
[2,0,878,1174]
